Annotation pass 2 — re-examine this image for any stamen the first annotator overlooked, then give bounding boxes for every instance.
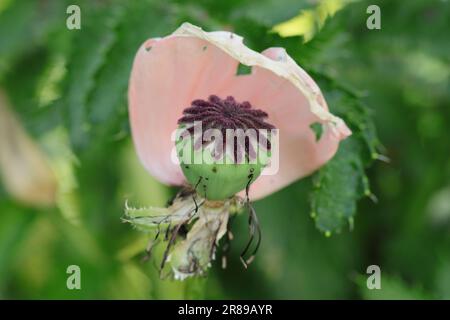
[239,201,262,268]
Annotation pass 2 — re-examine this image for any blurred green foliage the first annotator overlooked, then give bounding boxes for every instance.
[0,0,449,299]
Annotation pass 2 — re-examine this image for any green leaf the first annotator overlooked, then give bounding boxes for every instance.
[0,0,35,76]
[325,80,381,162]
[271,0,354,42]
[84,0,177,147]
[236,0,311,26]
[2,49,49,120]
[1,2,74,136]
[309,72,380,233]
[0,205,36,294]
[309,122,323,141]
[0,0,67,79]
[310,137,367,233]
[60,2,125,150]
[235,63,253,76]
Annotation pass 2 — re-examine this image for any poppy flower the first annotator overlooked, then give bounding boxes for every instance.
[124,23,351,280]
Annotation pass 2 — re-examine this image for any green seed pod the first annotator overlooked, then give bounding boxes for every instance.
[176,127,271,200]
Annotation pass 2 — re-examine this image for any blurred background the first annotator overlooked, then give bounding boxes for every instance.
[0,0,449,299]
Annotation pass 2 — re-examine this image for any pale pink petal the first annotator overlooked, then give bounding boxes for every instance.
[128,23,351,199]
[236,47,351,200]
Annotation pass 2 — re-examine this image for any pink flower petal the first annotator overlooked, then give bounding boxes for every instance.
[128,23,351,199]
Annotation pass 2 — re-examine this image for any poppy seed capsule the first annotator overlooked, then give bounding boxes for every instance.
[176,95,275,200]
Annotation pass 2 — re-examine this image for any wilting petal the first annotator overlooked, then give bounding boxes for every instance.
[0,90,57,207]
[128,23,351,199]
[237,47,352,200]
